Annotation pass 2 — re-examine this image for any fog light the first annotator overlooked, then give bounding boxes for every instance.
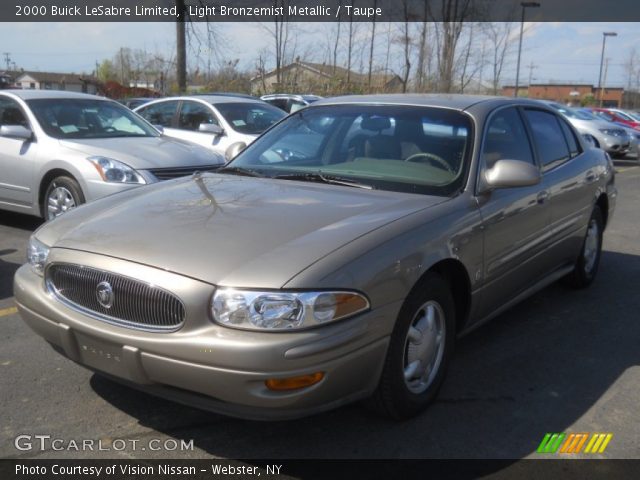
[265,372,324,391]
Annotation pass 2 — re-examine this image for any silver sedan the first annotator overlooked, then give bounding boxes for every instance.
[15,94,616,420]
[0,90,224,220]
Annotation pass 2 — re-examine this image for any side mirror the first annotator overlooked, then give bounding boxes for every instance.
[225,142,247,162]
[0,125,33,140]
[483,159,541,190]
[153,125,164,134]
[199,123,224,135]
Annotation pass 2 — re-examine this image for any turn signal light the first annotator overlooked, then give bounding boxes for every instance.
[265,372,325,391]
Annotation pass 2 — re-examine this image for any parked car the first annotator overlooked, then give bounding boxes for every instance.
[542,101,630,157]
[117,97,155,110]
[585,107,640,131]
[15,94,615,420]
[579,109,640,158]
[261,94,324,113]
[134,95,286,161]
[0,90,224,220]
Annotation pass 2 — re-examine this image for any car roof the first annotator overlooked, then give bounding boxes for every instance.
[262,94,323,100]
[312,93,533,111]
[147,95,265,105]
[0,89,107,101]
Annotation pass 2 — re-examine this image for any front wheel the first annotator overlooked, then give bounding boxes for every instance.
[43,176,85,221]
[369,273,455,419]
[564,206,603,288]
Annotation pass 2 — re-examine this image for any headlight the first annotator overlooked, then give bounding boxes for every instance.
[88,156,146,184]
[212,289,369,331]
[599,129,620,136]
[27,236,49,276]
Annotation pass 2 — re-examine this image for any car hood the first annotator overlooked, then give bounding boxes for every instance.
[47,174,441,287]
[569,118,622,132]
[59,136,223,169]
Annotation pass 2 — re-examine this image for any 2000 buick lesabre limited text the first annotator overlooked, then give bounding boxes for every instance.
[15,95,616,420]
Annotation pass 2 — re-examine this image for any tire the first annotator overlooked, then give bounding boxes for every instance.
[369,272,455,419]
[43,176,85,221]
[564,206,603,289]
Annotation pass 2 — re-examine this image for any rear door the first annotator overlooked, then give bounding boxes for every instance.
[476,106,553,318]
[523,108,596,265]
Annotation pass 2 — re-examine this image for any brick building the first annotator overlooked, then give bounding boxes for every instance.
[501,83,624,107]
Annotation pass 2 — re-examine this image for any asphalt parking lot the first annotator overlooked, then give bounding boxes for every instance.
[1,160,639,461]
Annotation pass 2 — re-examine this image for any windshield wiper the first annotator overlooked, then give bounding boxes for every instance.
[217,166,265,177]
[275,172,374,190]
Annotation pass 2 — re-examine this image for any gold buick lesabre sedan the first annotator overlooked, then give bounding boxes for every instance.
[14,95,616,420]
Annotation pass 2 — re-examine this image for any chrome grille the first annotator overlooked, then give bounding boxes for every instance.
[46,264,185,331]
[149,165,220,181]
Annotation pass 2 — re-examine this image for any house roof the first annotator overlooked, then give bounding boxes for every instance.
[252,61,401,86]
[16,71,98,84]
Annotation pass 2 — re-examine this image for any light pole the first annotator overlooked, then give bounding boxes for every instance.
[514,2,540,98]
[597,32,617,107]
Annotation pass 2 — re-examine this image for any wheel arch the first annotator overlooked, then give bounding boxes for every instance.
[38,168,82,217]
[411,258,473,334]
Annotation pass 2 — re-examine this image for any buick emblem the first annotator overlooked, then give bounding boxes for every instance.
[96,281,114,309]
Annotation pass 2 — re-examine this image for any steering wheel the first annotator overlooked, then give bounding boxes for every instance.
[404,152,453,173]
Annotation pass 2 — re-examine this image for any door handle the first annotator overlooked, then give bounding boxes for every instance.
[536,191,550,204]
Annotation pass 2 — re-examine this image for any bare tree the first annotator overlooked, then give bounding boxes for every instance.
[415,1,432,92]
[333,1,342,74]
[367,0,378,89]
[432,0,475,93]
[175,0,224,92]
[399,1,413,93]
[483,20,516,94]
[346,3,355,85]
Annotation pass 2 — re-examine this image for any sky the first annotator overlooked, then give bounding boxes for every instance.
[0,22,638,89]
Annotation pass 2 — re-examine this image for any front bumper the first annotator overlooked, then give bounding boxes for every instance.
[14,253,398,420]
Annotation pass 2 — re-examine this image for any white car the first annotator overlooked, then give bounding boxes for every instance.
[134,95,286,161]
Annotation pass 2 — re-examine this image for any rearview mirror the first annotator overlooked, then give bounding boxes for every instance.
[483,159,541,190]
[199,123,224,135]
[0,125,33,140]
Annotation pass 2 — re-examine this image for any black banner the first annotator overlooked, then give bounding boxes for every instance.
[3,0,640,22]
[2,459,640,480]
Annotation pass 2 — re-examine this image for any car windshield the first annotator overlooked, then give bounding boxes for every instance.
[27,98,158,139]
[225,105,472,196]
[213,102,285,135]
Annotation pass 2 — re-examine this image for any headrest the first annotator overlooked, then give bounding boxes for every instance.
[361,116,391,131]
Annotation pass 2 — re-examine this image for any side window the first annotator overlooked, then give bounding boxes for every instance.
[482,107,534,169]
[137,101,178,127]
[0,97,29,128]
[558,118,580,158]
[178,101,218,131]
[524,109,571,169]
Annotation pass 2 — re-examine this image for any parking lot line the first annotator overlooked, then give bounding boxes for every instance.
[0,306,18,317]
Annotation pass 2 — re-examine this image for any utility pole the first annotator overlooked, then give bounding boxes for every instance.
[601,58,610,107]
[514,2,541,97]
[3,52,11,71]
[528,62,538,86]
[597,31,617,107]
